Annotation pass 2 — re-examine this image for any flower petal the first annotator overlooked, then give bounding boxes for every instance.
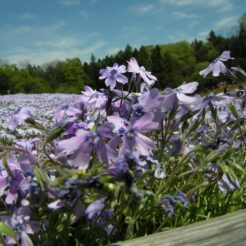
[177,82,198,94]
[127,57,140,73]
[116,74,128,84]
[134,133,156,156]
[177,93,197,104]
[133,112,159,132]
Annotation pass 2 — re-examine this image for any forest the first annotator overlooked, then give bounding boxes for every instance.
[0,14,246,94]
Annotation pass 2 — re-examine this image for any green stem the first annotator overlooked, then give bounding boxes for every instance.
[0,146,30,155]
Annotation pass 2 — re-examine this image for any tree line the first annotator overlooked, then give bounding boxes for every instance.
[0,14,245,95]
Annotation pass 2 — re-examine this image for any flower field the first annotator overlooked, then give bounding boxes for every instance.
[0,52,245,245]
[0,94,81,143]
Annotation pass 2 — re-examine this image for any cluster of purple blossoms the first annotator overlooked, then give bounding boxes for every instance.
[107,112,159,157]
[1,52,244,245]
[58,122,115,169]
[0,206,39,245]
[99,57,157,90]
[0,153,39,245]
[159,190,189,216]
[0,159,33,205]
[57,58,185,172]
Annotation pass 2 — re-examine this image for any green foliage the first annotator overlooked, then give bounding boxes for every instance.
[63,58,85,92]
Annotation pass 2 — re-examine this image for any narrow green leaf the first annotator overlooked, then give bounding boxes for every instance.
[26,118,46,131]
[45,126,64,143]
[34,167,48,189]
[231,162,246,174]
[2,152,13,177]
[228,103,238,118]
[0,234,6,246]
[204,150,219,163]
[0,222,19,245]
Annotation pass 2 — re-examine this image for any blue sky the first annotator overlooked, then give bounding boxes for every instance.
[0,0,245,65]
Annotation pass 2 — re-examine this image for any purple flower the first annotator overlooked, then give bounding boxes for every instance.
[107,112,159,156]
[161,82,198,111]
[0,160,31,205]
[107,160,129,178]
[63,121,92,136]
[16,138,39,153]
[127,57,157,86]
[159,190,188,216]
[48,181,85,222]
[174,82,199,104]
[202,92,224,107]
[199,51,234,77]
[99,63,128,90]
[58,123,115,169]
[9,107,34,130]
[206,164,240,193]
[133,88,164,117]
[159,195,176,216]
[112,97,132,119]
[81,86,108,109]
[85,198,105,219]
[18,154,36,176]
[55,104,83,124]
[173,190,189,207]
[0,206,39,245]
[109,89,133,118]
[218,173,240,192]
[161,90,179,112]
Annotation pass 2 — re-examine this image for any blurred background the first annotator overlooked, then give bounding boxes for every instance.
[0,0,245,94]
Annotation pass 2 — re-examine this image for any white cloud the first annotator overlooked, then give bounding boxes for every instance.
[160,0,197,6]
[206,0,234,12]
[172,11,198,19]
[3,40,107,65]
[44,22,66,32]
[1,16,106,65]
[214,16,239,30]
[80,41,106,57]
[159,0,234,11]
[58,0,80,6]
[5,21,65,37]
[121,24,145,35]
[130,4,156,14]
[33,37,83,49]
[167,32,194,42]
[196,30,210,39]
[193,15,238,40]
[107,47,121,55]
[11,26,33,34]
